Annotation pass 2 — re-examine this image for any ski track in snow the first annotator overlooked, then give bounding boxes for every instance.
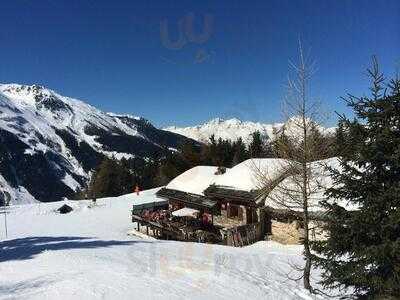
[0,188,339,300]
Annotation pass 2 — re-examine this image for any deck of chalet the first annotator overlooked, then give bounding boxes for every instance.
[149,185,267,246]
[130,185,268,246]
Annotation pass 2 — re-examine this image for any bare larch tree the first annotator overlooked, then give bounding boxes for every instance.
[254,41,331,292]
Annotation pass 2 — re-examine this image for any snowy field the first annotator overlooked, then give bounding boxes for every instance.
[0,188,336,300]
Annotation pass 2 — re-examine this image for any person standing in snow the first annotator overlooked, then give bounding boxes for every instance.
[134,184,140,196]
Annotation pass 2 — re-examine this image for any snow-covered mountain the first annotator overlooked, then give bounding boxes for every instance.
[164,117,336,145]
[164,118,284,144]
[0,84,199,204]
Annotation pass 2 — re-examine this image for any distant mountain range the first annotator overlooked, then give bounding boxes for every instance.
[0,84,199,204]
[164,117,335,145]
[164,118,283,145]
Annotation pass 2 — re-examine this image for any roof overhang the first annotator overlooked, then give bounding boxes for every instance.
[203,185,261,207]
[156,188,220,214]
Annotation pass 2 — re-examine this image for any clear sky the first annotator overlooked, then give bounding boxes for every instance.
[0,0,399,127]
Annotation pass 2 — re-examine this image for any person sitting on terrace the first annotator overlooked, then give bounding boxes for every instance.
[202,213,209,227]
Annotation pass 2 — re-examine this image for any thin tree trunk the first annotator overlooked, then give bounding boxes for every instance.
[303,208,312,291]
[303,247,312,290]
[302,157,313,291]
[300,64,313,292]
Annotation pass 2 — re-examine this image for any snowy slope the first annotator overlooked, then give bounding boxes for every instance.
[0,84,199,203]
[0,174,37,205]
[0,188,346,299]
[164,117,335,145]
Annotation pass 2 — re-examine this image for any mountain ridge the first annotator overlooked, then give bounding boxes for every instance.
[0,83,199,204]
[164,118,284,144]
[164,117,336,145]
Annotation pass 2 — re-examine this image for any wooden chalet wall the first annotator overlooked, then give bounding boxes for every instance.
[224,223,262,247]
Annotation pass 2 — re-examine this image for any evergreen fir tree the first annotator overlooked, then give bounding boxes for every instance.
[208,134,221,166]
[248,131,265,158]
[332,120,346,157]
[263,140,274,158]
[215,137,226,166]
[308,123,333,160]
[312,58,400,298]
[200,143,213,165]
[155,150,190,186]
[331,120,361,159]
[179,141,201,167]
[219,138,235,167]
[89,157,133,198]
[232,137,248,166]
[272,131,295,159]
[118,158,134,194]
[91,158,118,198]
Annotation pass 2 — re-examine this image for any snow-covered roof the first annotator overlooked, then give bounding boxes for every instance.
[166,166,224,196]
[165,159,292,196]
[264,158,358,212]
[166,158,357,212]
[213,158,292,192]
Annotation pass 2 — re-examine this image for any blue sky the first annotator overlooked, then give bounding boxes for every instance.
[0,1,399,127]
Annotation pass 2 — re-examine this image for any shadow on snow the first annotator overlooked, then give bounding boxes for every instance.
[0,236,153,262]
